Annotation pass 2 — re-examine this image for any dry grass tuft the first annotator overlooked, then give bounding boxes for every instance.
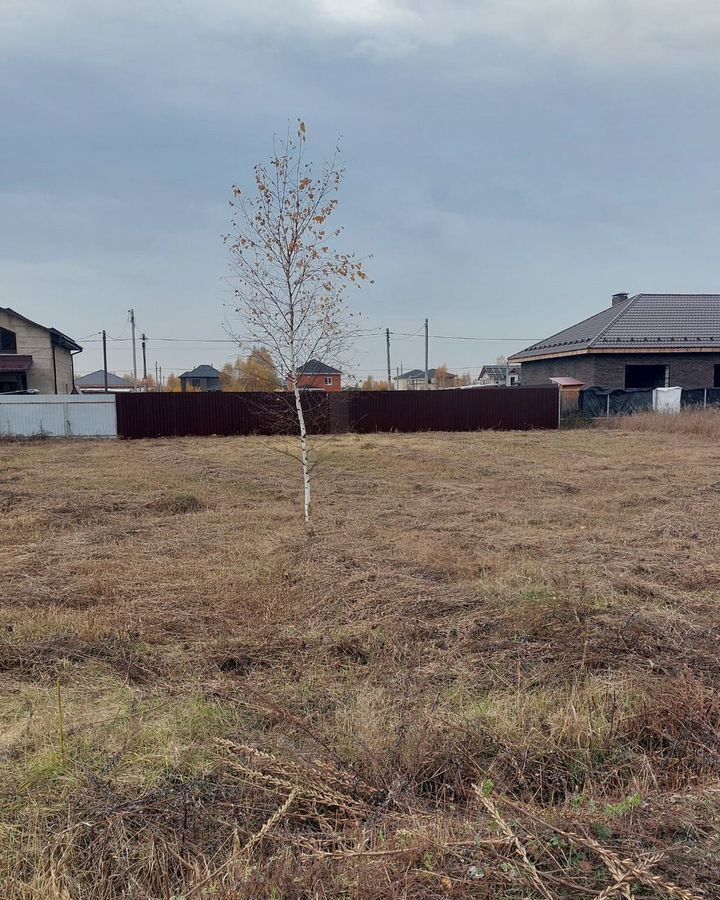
[150,491,205,514]
[1,430,719,897]
[601,406,720,438]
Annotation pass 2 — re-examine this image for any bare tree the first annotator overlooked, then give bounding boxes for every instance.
[226,122,369,525]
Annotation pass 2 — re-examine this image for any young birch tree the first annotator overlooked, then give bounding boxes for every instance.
[227,123,369,525]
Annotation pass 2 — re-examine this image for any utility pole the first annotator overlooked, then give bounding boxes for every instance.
[385,328,392,389]
[102,330,108,393]
[424,318,429,390]
[159,366,163,389]
[129,309,138,390]
[141,333,148,390]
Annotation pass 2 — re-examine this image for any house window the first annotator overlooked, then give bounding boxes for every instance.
[0,373,24,392]
[0,327,17,354]
[714,365,720,388]
[624,364,667,390]
[192,379,201,388]
[324,376,333,386]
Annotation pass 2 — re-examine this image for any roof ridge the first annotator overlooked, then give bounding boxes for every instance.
[587,294,641,349]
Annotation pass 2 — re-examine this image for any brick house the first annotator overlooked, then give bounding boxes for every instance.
[510,293,720,390]
[287,360,342,392]
[0,307,82,394]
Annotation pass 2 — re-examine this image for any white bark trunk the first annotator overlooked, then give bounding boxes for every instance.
[293,385,312,524]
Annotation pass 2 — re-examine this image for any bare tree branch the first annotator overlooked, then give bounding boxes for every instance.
[226,121,371,525]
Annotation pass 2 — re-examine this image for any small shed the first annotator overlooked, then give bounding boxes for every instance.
[550,376,585,418]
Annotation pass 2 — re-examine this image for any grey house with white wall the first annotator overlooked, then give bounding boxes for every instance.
[510,293,720,390]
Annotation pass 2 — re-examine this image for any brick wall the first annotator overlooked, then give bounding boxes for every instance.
[520,352,720,389]
[518,356,598,387]
[288,373,342,392]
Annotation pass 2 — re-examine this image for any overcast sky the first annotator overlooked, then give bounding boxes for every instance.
[3,1,720,380]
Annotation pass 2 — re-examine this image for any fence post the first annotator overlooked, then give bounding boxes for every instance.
[63,400,70,437]
[606,394,610,419]
[704,388,708,408]
[557,386,562,427]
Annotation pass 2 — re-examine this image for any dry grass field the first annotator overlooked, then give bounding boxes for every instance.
[1,418,720,898]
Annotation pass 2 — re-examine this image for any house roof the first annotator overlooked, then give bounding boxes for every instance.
[479,365,520,378]
[0,354,33,372]
[396,368,456,380]
[0,307,82,353]
[75,369,133,388]
[296,359,341,375]
[510,294,720,362]
[180,365,222,379]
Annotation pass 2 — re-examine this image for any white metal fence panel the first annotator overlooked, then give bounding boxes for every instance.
[0,395,117,438]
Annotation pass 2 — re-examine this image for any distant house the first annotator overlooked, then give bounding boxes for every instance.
[394,368,456,390]
[287,360,342,392]
[510,293,720,390]
[180,365,222,392]
[75,370,134,394]
[477,365,521,386]
[0,307,81,394]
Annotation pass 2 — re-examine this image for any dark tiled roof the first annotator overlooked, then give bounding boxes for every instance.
[297,359,341,375]
[510,294,720,361]
[397,368,455,380]
[480,365,520,378]
[75,369,132,388]
[180,365,222,379]
[0,354,32,372]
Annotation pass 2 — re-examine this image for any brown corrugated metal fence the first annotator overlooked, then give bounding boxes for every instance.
[115,387,559,439]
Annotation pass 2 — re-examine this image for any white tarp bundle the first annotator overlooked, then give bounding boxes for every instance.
[653,386,682,414]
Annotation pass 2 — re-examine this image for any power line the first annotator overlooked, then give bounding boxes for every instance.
[390,331,536,342]
[81,331,535,344]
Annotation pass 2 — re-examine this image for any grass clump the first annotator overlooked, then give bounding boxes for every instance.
[151,491,205,513]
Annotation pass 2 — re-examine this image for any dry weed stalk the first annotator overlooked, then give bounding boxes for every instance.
[475,788,557,900]
[497,794,705,900]
[567,832,702,900]
[187,789,297,897]
[219,740,370,815]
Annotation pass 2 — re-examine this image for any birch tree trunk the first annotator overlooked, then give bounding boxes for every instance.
[293,384,312,525]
